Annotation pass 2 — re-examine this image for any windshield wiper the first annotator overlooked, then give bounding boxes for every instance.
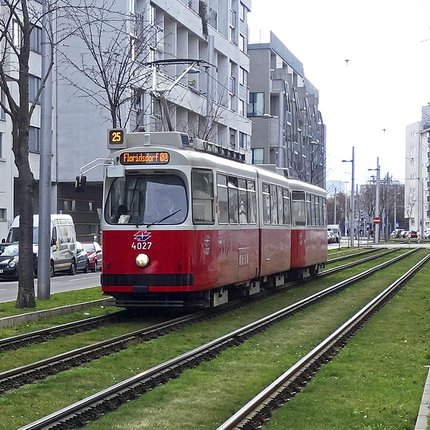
[145,209,182,228]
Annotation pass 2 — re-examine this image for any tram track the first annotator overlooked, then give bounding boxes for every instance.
[0,248,407,395]
[0,312,127,353]
[0,247,396,355]
[15,249,423,429]
[216,251,430,429]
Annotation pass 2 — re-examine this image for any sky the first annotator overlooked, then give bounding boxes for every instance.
[247,0,430,188]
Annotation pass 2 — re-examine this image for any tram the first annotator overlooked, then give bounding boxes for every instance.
[96,130,327,308]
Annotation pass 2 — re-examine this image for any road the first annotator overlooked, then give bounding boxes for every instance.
[0,271,101,303]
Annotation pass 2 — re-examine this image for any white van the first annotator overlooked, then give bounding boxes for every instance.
[6,214,78,276]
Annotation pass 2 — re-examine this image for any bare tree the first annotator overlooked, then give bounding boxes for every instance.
[0,0,58,307]
[0,0,109,308]
[57,0,155,128]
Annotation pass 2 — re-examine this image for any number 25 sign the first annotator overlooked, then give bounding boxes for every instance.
[108,129,125,148]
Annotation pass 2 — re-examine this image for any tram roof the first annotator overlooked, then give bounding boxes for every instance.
[110,131,325,194]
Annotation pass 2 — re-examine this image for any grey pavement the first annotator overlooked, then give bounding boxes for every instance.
[415,366,430,430]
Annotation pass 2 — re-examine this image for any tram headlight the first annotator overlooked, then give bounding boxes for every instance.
[136,253,150,268]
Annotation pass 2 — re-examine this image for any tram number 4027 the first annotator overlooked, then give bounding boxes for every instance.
[132,242,152,250]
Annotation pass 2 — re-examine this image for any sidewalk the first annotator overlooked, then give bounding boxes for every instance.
[415,365,430,430]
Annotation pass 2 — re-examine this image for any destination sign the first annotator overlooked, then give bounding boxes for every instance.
[120,151,170,165]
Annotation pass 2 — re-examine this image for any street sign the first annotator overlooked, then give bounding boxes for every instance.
[373,217,381,224]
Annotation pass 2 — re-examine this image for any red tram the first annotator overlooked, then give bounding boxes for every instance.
[100,131,327,308]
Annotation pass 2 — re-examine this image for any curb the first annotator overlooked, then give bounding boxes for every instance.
[0,298,115,328]
[415,365,430,430]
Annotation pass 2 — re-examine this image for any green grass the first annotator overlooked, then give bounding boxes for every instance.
[0,286,106,318]
[1,252,428,429]
[264,256,430,430]
[0,286,118,338]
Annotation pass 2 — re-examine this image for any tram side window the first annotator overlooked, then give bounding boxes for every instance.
[247,180,257,224]
[277,186,284,224]
[315,196,320,226]
[322,198,327,225]
[306,194,312,226]
[217,173,228,224]
[228,176,239,224]
[192,169,214,224]
[262,183,271,224]
[292,190,306,226]
[311,194,317,226]
[238,178,248,224]
[283,189,291,225]
[270,185,278,225]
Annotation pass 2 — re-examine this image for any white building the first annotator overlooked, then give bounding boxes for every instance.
[1,0,252,241]
[405,111,430,236]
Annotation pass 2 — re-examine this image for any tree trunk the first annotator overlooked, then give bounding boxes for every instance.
[14,120,36,309]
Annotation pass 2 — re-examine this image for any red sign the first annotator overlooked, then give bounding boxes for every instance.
[373,217,381,224]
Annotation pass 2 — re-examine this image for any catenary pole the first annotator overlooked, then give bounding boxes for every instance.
[38,4,53,300]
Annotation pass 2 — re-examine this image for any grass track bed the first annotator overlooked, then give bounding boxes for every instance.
[1,251,428,429]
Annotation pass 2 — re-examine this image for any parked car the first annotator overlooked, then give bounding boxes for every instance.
[76,241,88,273]
[390,229,406,239]
[0,242,37,280]
[327,231,336,244]
[399,230,409,238]
[327,225,340,243]
[408,230,418,238]
[82,242,102,272]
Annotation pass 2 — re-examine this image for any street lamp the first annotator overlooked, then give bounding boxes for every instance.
[416,129,429,239]
[342,146,355,247]
[368,157,380,244]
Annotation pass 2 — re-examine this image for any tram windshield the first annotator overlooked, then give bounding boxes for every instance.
[105,174,187,225]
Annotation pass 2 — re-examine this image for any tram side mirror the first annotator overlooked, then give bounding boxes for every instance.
[75,175,87,192]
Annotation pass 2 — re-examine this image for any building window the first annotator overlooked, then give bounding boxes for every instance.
[150,95,161,118]
[239,67,247,87]
[239,34,245,53]
[30,26,42,53]
[13,20,21,47]
[252,148,264,164]
[239,132,247,149]
[29,126,40,152]
[238,99,245,116]
[248,92,265,117]
[208,7,218,29]
[0,90,6,120]
[229,128,236,148]
[0,208,6,221]
[239,2,247,21]
[229,8,236,28]
[149,4,156,25]
[229,76,236,95]
[129,0,135,14]
[0,133,3,159]
[29,75,41,103]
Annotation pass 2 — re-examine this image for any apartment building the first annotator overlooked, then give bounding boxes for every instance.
[248,32,326,189]
[405,104,430,236]
[1,0,252,241]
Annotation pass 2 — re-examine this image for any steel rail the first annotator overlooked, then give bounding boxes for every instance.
[216,251,430,429]
[326,247,380,263]
[0,248,396,354]
[0,312,125,352]
[18,249,419,430]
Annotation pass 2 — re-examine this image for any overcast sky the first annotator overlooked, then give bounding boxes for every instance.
[248,0,430,188]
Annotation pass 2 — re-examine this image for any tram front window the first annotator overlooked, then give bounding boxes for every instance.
[105,175,187,225]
